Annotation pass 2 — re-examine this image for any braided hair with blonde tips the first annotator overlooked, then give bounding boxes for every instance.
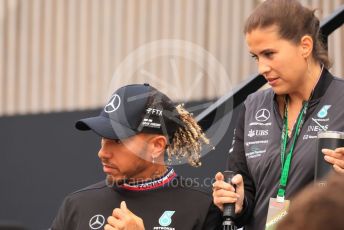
[166,104,210,167]
[140,86,212,167]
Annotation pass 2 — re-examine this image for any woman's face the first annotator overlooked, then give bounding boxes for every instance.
[246,25,308,96]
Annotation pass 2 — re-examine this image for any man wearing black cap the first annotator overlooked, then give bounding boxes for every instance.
[51,84,222,230]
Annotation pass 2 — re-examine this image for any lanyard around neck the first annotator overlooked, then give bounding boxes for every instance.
[277,64,323,201]
[277,96,309,201]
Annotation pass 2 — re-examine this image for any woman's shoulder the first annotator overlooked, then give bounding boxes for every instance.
[246,87,274,104]
[331,76,344,83]
[325,68,344,84]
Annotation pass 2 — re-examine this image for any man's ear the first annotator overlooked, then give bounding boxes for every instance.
[300,35,314,58]
[150,135,167,159]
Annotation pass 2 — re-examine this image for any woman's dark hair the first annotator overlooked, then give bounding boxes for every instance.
[244,0,331,68]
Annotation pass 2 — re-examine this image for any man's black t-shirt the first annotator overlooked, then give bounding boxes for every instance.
[51,168,222,230]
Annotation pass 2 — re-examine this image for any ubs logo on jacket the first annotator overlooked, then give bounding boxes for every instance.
[245,107,272,159]
[248,129,269,137]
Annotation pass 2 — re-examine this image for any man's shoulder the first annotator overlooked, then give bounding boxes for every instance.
[74,180,108,192]
[66,180,110,200]
[167,177,213,200]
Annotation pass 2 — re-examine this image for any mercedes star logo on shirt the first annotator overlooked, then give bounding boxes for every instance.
[89,214,105,229]
[255,108,270,122]
[104,94,121,113]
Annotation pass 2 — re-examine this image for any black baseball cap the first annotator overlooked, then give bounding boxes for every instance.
[75,83,179,141]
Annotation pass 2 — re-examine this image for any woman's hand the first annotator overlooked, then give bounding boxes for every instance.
[212,172,245,214]
[323,147,344,174]
[105,201,145,230]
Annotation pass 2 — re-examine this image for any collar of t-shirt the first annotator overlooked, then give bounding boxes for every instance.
[117,167,177,191]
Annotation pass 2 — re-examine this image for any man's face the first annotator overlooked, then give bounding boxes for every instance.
[98,134,153,183]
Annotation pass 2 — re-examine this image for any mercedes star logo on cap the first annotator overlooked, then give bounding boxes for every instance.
[104,94,121,113]
[89,214,105,229]
[255,108,270,122]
